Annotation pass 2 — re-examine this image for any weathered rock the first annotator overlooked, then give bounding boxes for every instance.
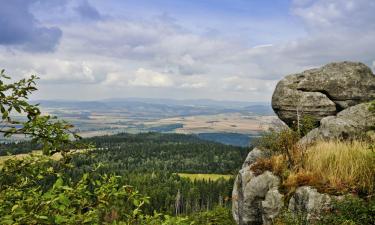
[272,61,375,127]
[241,147,269,168]
[300,102,375,145]
[232,166,283,225]
[261,188,284,225]
[288,186,331,222]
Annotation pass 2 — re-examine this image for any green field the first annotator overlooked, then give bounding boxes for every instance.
[177,173,233,181]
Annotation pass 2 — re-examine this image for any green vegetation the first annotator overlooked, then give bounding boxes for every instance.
[253,119,374,224]
[275,196,375,225]
[0,70,82,157]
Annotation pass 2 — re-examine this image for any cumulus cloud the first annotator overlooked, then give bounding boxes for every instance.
[0,0,62,52]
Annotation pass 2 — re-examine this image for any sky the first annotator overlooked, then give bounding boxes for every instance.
[0,0,374,102]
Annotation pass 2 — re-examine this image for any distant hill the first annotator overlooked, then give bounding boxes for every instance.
[33,98,273,117]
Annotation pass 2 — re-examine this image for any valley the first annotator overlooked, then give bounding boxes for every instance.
[32,98,279,147]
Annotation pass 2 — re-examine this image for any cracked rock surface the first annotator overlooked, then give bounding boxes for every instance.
[272,61,375,127]
[232,149,283,225]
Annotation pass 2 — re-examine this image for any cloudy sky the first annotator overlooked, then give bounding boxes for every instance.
[0,0,374,102]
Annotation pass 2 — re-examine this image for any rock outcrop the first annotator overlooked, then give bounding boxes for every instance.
[301,102,375,144]
[272,61,375,127]
[233,61,375,225]
[232,149,284,225]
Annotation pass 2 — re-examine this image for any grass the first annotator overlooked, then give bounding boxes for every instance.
[177,173,233,181]
[251,140,375,195]
[302,140,375,194]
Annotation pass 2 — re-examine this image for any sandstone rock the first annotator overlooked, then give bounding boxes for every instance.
[232,169,283,225]
[300,102,375,144]
[288,186,331,222]
[272,61,375,127]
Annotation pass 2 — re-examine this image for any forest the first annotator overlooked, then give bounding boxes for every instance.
[1,132,249,218]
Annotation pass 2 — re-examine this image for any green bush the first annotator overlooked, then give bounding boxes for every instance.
[0,155,151,224]
[319,196,375,225]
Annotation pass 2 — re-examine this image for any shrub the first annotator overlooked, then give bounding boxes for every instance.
[293,114,319,137]
[319,196,375,225]
[254,128,300,168]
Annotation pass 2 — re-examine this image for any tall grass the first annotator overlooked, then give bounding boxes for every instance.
[303,141,375,194]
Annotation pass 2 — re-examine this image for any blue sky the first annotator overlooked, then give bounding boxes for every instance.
[0,0,374,101]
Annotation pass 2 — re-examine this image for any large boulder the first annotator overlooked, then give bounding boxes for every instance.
[272,61,375,127]
[300,102,375,144]
[232,149,283,225]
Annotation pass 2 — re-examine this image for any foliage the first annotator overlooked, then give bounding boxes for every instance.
[186,206,236,225]
[0,154,236,224]
[76,132,248,174]
[254,127,300,168]
[274,209,309,225]
[275,196,375,225]
[319,196,375,225]
[294,115,319,137]
[67,132,242,215]
[0,70,82,157]
[369,100,375,113]
[0,155,150,225]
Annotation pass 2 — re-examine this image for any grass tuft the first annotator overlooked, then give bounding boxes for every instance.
[303,140,375,194]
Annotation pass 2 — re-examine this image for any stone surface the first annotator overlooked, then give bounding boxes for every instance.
[272,61,375,127]
[233,157,283,225]
[261,188,284,225]
[300,102,375,145]
[288,186,331,222]
[241,147,269,168]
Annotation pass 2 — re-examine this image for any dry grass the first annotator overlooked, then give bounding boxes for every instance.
[303,140,375,194]
[250,154,287,176]
[252,140,375,195]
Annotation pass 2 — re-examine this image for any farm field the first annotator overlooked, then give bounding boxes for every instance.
[177,173,233,181]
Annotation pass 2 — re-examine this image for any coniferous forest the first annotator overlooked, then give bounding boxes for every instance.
[1,132,249,217]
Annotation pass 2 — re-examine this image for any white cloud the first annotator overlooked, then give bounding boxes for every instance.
[130,68,174,87]
[104,68,174,88]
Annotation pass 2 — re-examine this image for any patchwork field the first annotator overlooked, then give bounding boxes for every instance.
[145,113,279,135]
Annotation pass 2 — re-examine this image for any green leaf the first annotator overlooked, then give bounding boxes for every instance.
[58,193,70,206]
[11,204,19,212]
[53,177,64,189]
[55,215,68,224]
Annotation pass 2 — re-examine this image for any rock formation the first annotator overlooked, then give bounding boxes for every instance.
[272,61,375,127]
[233,61,375,225]
[301,102,375,144]
[232,155,283,225]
